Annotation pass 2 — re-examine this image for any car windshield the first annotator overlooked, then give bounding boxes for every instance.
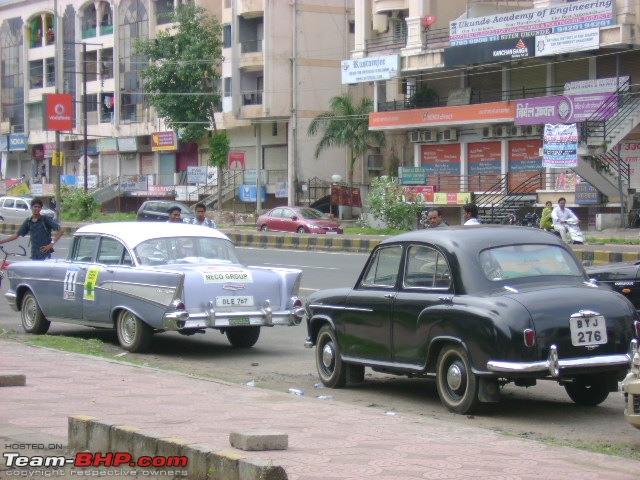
[134,236,240,266]
[297,208,326,220]
[479,244,583,281]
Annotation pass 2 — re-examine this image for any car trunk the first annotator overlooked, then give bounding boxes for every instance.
[503,284,635,360]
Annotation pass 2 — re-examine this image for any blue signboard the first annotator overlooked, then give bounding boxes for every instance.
[575,182,600,205]
[238,185,266,203]
[8,134,26,151]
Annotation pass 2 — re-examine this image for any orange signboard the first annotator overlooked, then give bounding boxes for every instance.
[369,101,516,130]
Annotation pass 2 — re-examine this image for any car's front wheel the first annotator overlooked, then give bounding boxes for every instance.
[315,325,346,388]
[226,326,260,348]
[564,379,610,406]
[21,292,50,335]
[436,344,479,414]
[296,227,306,234]
[116,310,152,353]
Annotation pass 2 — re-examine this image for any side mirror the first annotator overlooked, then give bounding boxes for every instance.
[290,215,298,221]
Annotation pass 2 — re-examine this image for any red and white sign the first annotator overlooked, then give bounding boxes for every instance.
[228,151,246,170]
[44,94,73,131]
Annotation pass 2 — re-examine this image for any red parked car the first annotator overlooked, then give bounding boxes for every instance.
[256,206,343,234]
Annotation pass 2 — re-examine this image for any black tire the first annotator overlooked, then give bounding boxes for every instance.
[226,326,260,348]
[296,227,306,234]
[116,310,153,352]
[316,325,346,388]
[436,344,479,414]
[21,291,51,335]
[260,225,269,232]
[564,380,610,406]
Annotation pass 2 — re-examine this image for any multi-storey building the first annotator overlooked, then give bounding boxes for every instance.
[351,0,640,222]
[0,0,353,209]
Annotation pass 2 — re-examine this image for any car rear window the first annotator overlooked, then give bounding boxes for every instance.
[479,244,582,281]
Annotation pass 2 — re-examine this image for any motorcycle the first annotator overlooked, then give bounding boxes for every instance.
[0,245,27,287]
[521,211,540,227]
[550,219,585,244]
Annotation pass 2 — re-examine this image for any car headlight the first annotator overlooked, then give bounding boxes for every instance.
[308,224,322,230]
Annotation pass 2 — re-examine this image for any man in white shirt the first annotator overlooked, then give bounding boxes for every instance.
[551,197,578,243]
[463,203,480,225]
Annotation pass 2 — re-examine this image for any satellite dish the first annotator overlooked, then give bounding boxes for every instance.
[422,15,436,29]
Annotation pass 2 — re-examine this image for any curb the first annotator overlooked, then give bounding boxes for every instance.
[1,221,637,262]
[68,415,288,480]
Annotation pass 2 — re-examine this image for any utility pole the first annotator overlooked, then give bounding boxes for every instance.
[54,0,61,221]
[83,42,88,192]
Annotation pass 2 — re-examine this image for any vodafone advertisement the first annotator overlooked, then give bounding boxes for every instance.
[44,94,73,131]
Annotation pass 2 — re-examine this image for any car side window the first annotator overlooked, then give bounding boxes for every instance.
[5,199,14,208]
[97,237,126,265]
[70,236,98,262]
[16,200,28,210]
[404,245,451,289]
[361,245,402,288]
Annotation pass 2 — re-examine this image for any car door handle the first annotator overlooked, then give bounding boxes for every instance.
[384,293,395,299]
[438,296,453,303]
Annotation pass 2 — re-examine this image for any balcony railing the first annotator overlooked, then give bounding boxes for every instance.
[241,90,263,106]
[241,40,262,54]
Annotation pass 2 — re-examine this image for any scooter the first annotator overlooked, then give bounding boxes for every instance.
[551,219,585,244]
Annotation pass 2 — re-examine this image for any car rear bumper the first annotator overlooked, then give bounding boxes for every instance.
[487,341,637,378]
[162,307,306,330]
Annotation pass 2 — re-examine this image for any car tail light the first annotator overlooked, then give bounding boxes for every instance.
[1,260,8,271]
[173,300,186,311]
[523,329,536,347]
[293,298,303,308]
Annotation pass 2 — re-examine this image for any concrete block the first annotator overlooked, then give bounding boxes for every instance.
[110,425,142,452]
[183,443,218,480]
[68,415,98,452]
[209,449,245,480]
[0,373,26,387]
[130,430,161,461]
[239,458,288,480]
[229,431,288,451]
[87,420,117,453]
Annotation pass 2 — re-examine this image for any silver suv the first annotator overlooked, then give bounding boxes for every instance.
[0,196,55,223]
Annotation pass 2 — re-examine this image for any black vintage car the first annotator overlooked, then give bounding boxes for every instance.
[586,261,640,311]
[304,226,640,414]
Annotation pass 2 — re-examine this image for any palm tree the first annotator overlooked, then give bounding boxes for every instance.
[307,95,386,189]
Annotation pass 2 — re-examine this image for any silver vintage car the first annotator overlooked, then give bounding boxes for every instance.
[4,222,305,352]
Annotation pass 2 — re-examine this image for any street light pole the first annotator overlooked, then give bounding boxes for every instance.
[83,42,88,192]
[54,0,61,221]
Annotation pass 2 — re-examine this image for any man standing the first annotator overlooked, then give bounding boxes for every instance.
[463,203,480,225]
[188,202,217,228]
[167,206,183,223]
[552,197,578,243]
[0,197,63,260]
[425,208,448,228]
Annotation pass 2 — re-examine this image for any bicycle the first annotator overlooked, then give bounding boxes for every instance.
[0,245,27,287]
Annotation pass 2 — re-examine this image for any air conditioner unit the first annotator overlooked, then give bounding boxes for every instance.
[409,131,421,143]
[442,128,457,141]
[525,125,542,136]
[510,126,525,137]
[421,130,438,142]
[367,154,384,171]
[495,126,510,137]
[482,127,495,139]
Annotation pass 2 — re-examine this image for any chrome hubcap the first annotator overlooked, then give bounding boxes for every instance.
[121,315,136,344]
[322,343,334,370]
[447,363,463,391]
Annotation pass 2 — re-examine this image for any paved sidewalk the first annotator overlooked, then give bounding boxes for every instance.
[1,340,638,480]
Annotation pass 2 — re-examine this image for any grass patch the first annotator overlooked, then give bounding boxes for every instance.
[586,237,640,245]
[343,226,405,236]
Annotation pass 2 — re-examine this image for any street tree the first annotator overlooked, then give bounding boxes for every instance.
[133,3,228,207]
[307,95,386,216]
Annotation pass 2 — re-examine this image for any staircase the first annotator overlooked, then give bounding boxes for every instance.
[91,176,120,204]
[577,81,640,203]
[474,173,541,224]
[200,170,244,208]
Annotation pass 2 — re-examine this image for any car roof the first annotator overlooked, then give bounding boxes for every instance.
[381,225,566,250]
[75,222,230,248]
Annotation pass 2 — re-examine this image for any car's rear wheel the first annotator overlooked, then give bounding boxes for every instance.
[564,379,610,406]
[316,325,346,388]
[116,310,152,353]
[21,292,50,335]
[226,326,261,348]
[296,227,306,234]
[436,344,479,414]
[260,225,269,232]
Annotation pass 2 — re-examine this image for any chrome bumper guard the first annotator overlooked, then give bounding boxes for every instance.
[162,302,305,330]
[487,340,638,378]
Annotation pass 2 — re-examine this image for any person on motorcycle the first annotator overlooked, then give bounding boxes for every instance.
[540,201,553,230]
[552,197,579,243]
